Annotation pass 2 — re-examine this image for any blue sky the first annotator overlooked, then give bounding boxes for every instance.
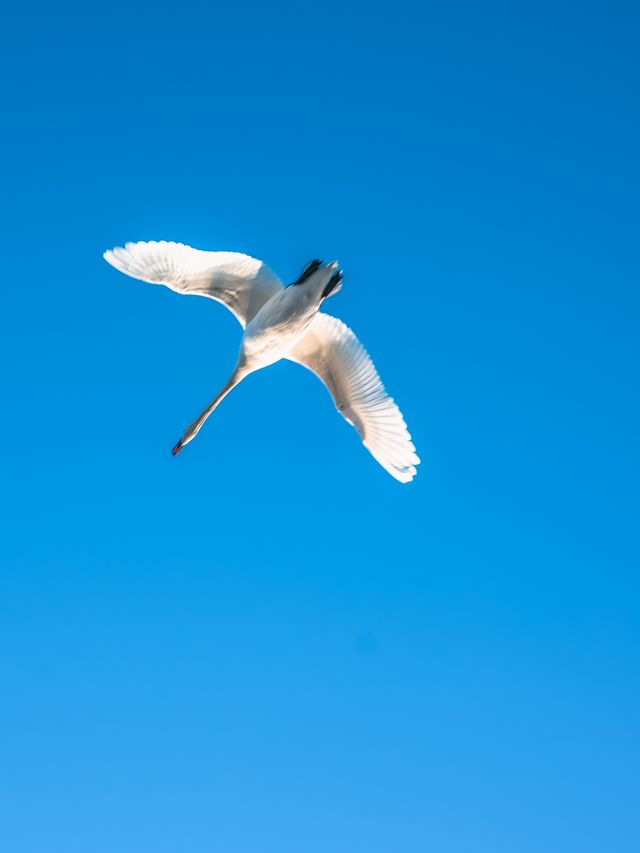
[1,1,639,850]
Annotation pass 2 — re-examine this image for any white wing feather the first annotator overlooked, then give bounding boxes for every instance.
[103,240,283,327]
[288,313,420,483]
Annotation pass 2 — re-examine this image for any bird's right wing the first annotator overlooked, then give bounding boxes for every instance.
[103,240,283,327]
[287,313,420,483]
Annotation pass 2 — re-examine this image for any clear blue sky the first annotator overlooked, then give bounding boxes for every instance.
[1,2,639,851]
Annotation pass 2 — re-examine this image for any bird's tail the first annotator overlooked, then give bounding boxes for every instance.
[322,269,343,300]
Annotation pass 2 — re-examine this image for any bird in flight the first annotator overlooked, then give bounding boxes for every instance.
[103,241,420,482]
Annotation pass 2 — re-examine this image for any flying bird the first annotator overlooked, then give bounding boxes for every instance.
[103,241,420,482]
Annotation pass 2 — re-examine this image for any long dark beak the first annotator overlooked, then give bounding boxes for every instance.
[171,439,184,456]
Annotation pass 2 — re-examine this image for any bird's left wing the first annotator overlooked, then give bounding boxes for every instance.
[103,240,283,327]
[287,313,420,483]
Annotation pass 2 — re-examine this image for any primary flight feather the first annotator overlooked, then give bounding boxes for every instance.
[103,241,420,482]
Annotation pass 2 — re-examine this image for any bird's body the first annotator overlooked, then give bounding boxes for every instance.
[103,241,419,482]
[242,263,339,369]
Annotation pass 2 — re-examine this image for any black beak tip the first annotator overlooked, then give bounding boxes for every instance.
[171,440,183,456]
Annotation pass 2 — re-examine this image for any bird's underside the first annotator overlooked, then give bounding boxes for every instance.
[103,240,420,482]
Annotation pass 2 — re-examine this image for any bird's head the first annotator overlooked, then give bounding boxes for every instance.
[171,423,199,456]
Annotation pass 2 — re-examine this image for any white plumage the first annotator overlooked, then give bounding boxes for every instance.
[104,241,282,326]
[104,240,420,483]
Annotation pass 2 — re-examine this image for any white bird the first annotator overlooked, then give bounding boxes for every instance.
[103,241,420,482]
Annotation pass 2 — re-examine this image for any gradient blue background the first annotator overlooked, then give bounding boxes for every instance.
[1,2,639,850]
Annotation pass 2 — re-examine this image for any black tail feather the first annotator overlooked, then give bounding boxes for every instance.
[322,269,343,299]
[295,259,323,285]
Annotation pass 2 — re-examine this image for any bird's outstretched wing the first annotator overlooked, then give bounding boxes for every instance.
[287,313,420,483]
[103,241,283,327]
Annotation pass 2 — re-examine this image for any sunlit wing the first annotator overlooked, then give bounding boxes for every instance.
[288,313,420,482]
[103,240,283,327]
